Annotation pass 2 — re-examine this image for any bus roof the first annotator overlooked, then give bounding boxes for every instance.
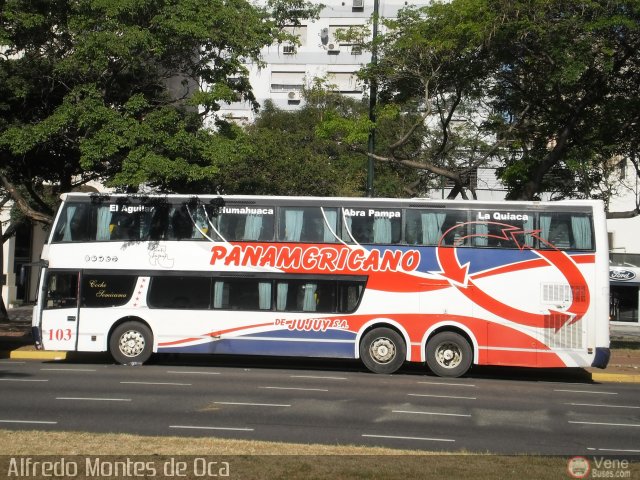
[59,192,603,211]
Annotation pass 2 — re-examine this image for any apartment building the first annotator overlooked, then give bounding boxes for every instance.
[217,0,414,124]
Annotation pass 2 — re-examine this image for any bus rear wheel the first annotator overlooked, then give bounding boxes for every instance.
[426,331,472,378]
[360,327,406,374]
[109,321,153,365]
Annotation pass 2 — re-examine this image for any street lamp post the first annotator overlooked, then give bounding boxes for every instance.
[367,0,379,197]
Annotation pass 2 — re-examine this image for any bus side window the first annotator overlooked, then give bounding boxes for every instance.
[337,282,364,313]
[548,222,571,249]
[148,206,169,240]
[279,207,338,243]
[218,208,275,242]
[540,213,593,250]
[51,204,90,242]
[539,213,592,250]
[168,207,194,240]
[213,279,271,310]
[439,211,469,246]
[404,210,447,245]
[274,279,365,313]
[45,272,79,309]
[81,274,137,307]
[110,213,138,241]
[148,276,212,309]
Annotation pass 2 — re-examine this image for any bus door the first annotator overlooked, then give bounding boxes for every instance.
[40,270,80,351]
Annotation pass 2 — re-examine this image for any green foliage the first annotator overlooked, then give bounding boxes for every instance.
[214,100,363,196]
[0,0,320,221]
[213,96,416,198]
[328,0,640,201]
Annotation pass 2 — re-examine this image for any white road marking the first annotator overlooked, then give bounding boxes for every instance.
[0,378,48,382]
[418,381,476,388]
[290,375,347,380]
[587,447,640,453]
[259,386,328,392]
[0,419,57,425]
[214,402,290,407]
[169,425,253,432]
[41,368,97,372]
[554,389,617,395]
[569,421,640,428]
[408,393,476,400]
[566,403,640,409]
[56,397,131,402]
[362,434,455,443]
[167,371,220,375]
[392,410,471,417]
[120,381,191,386]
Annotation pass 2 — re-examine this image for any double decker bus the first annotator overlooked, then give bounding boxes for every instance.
[32,193,610,377]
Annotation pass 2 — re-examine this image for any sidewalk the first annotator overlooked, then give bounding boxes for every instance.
[1,306,638,382]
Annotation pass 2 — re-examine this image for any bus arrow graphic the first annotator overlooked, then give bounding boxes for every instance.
[436,222,589,331]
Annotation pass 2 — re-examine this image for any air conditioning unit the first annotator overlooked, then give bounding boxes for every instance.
[327,43,340,53]
[287,91,301,101]
[353,0,364,8]
[282,43,296,55]
[320,28,329,45]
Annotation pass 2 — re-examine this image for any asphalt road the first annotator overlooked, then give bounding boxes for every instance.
[0,355,639,455]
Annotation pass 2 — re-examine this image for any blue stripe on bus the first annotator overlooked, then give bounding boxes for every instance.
[158,338,356,358]
[370,245,541,275]
[241,328,356,340]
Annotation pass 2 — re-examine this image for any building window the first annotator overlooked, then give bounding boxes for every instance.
[282,25,307,48]
[326,72,361,93]
[270,71,305,92]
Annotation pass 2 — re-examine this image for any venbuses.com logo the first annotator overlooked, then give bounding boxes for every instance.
[567,456,591,479]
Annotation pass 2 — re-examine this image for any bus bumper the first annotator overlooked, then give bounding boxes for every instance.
[32,326,43,350]
[591,347,610,369]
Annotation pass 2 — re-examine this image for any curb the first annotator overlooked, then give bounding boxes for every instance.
[1,349,639,383]
[591,372,640,383]
[6,350,68,360]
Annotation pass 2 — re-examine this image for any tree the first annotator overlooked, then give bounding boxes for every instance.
[488,0,640,205]
[214,84,418,197]
[0,0,322,224]
[0,0,320,311]
[322,1,510,199]
[325,0,640,206]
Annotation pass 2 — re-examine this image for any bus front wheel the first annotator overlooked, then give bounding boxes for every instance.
[109,321,153,365]
[360,327,406,374]
[426,331,472,378]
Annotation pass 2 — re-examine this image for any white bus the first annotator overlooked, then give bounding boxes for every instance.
[32,193,610,377]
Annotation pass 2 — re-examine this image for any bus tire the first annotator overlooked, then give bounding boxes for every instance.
[360,327,406,374]
[426,331,472,378]
[109,321,153,365]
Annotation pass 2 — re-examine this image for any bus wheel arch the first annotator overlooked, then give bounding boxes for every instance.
[424,326,475,378]
[358,323,408,374]
[108,317,154,366]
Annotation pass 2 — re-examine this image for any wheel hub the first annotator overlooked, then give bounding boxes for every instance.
[119,330,145,357]
[370,338,396,364]
[435,342,462,369]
